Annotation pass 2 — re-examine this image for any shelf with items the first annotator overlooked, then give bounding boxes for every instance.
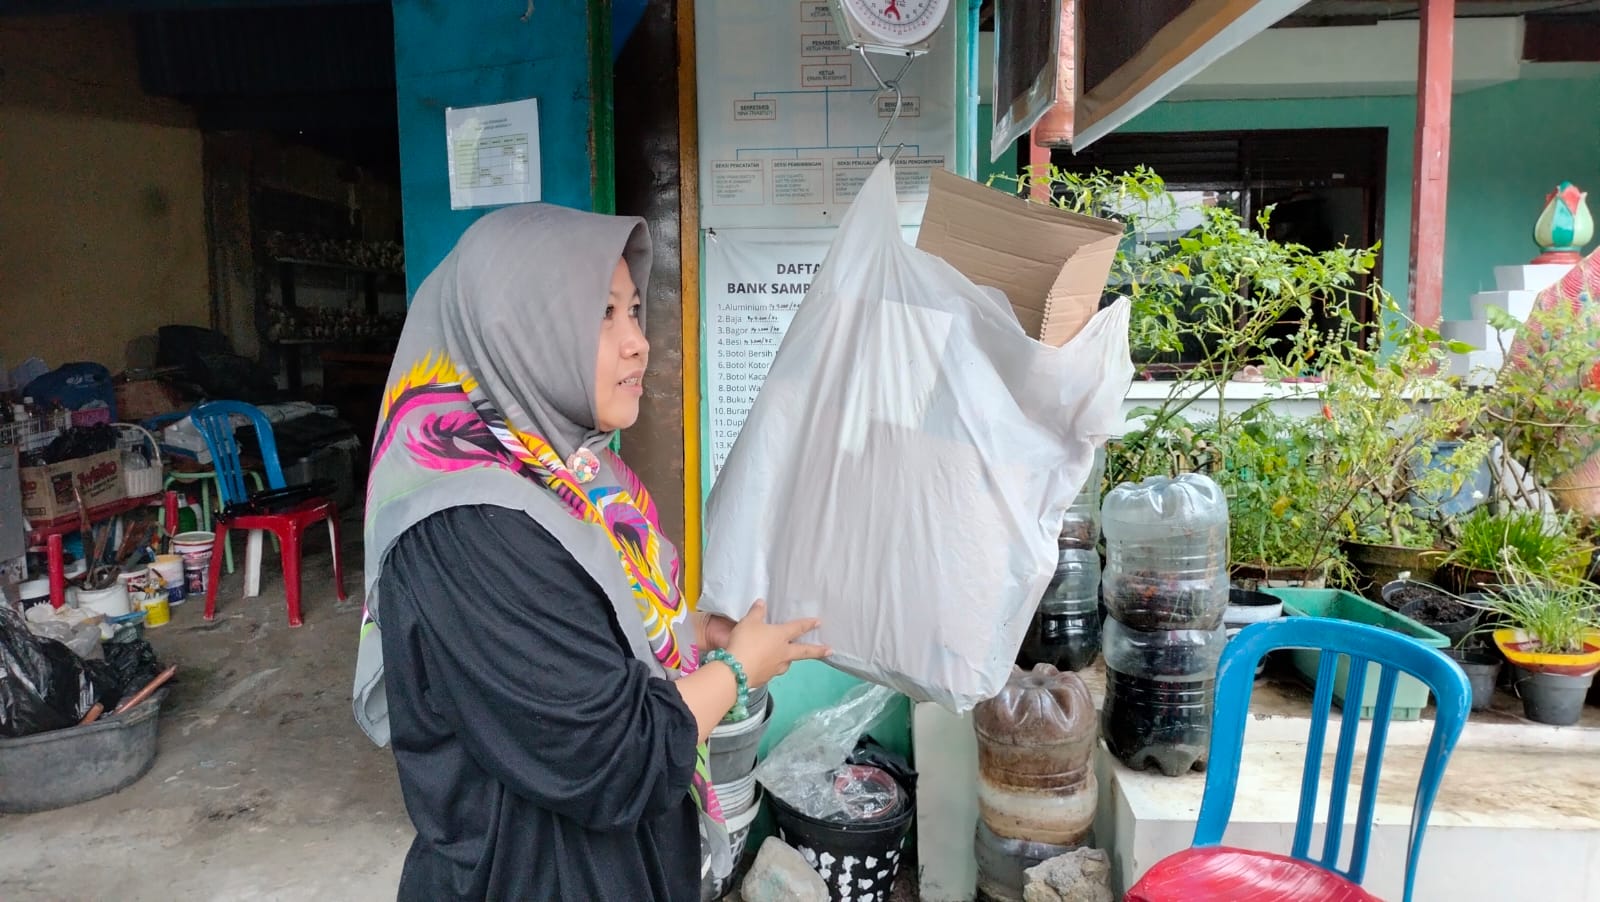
[266,254,406,394]
[262,232,403,274]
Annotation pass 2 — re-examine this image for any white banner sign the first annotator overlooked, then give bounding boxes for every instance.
[702,228,838,490]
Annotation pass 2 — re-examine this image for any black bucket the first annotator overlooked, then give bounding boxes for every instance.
[1445,646,1501,711]
[1515,668,1595,726]
[768,774,915,902]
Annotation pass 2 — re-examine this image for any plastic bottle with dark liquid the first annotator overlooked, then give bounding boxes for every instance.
[1099,474,1230,776]
[1020,449,1105,672]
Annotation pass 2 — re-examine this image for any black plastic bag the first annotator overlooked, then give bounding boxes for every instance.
[102,640,164,706]
[0,605,108,738]
[848,737,918,798]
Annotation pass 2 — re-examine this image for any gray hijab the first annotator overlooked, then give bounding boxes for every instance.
[351,203,731,878]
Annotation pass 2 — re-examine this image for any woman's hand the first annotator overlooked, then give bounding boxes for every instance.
[724,600,830,688]
[697,612,736,651]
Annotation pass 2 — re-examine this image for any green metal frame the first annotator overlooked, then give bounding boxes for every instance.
[590,0,618,215]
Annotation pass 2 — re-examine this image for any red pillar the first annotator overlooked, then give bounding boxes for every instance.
[1407,0,1455,328]
[1029,130,1052,202]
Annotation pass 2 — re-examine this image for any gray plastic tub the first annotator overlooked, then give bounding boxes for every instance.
[0,689,166,814]
[709,695,772,784]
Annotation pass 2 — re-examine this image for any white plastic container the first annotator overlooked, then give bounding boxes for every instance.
[77,583,131,619]
[17,578,51,611]
[171,531,214,556]
[116,568,147,595]
[150,555,186,606]
[712,772,757,817]
[172,532,215,597]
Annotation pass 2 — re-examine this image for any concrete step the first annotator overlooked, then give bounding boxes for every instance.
[1099,715,1600,901]
[1494,263,1575,293]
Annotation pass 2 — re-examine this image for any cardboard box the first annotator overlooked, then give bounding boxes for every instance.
[19,449,124,522]
[917,168,1123,347]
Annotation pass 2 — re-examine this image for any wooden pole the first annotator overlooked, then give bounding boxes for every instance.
[1406,0,1455,328]
[1029,129,1053,202]
[678,0,704,605]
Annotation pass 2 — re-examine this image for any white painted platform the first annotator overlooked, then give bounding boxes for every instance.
[916,664,1600,902]
[1099,715,1600,900]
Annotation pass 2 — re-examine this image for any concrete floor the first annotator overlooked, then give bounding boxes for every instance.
[0,521,412,901]
[1,523,920,901]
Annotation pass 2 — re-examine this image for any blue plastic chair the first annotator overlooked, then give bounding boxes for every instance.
[188,402,288,503]
[188,401,347,626]
[1127,617,1472,902]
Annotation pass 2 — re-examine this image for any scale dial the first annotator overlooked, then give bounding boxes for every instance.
[833,0,950,50]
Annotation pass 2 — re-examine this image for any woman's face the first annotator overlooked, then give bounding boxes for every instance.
[595,258,649,432]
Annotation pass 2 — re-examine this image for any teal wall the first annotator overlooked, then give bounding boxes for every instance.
[392,0,608,299]
[1122,77,1600,320]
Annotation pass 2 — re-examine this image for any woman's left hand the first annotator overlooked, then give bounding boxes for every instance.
[698,612,736,650]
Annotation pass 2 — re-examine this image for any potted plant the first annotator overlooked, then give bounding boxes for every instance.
[1318,322,1492,598]
[1218,413,1349,589]
[1379,580,1482,647]
[1439,507,1593,594]
[1473,573,1600,725]
[1481,300,1600,517]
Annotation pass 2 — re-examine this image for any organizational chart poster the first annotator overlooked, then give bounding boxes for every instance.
[695,0,957,230]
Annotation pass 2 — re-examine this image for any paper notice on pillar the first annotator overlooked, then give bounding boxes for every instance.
[445,98,542,210]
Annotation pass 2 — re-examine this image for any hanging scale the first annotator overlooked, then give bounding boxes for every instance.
[827,0,953,161]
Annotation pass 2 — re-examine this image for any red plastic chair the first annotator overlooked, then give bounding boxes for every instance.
[189,401,348,627]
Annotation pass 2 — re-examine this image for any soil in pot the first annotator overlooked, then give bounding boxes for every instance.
[1384,581,1483,646]
[1102,569,1228,631]
[1514,668,1597,726]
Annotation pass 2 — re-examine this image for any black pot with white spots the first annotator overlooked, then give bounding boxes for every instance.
[767,765,915,902]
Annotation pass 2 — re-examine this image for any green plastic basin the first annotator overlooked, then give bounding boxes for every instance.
[1262,588,1451,721]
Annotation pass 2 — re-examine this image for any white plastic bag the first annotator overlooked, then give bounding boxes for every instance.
[700,161,1134,713]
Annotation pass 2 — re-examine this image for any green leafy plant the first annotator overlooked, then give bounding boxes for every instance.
[1470,565,1600,655]
[1445,507,1593,584]
[1215,412,1349,581]
[990,164,1392,485]
[1320,321,1492,550]
[1481,301,1600,504]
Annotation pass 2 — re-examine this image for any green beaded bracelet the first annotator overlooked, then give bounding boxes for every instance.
[703,649,750,721]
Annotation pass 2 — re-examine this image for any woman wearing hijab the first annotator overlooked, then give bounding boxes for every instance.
[353,204,827,900]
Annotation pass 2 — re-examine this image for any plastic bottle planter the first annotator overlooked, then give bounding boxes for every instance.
[1020,547,1102,672]
[1100,620,1227,777]
[973,664,1099,846]
[974,819,1089,902]
[1102,474,1230,631]
[1058,447,1107,551]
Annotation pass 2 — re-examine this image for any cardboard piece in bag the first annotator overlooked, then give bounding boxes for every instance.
[917,168,1123,347]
